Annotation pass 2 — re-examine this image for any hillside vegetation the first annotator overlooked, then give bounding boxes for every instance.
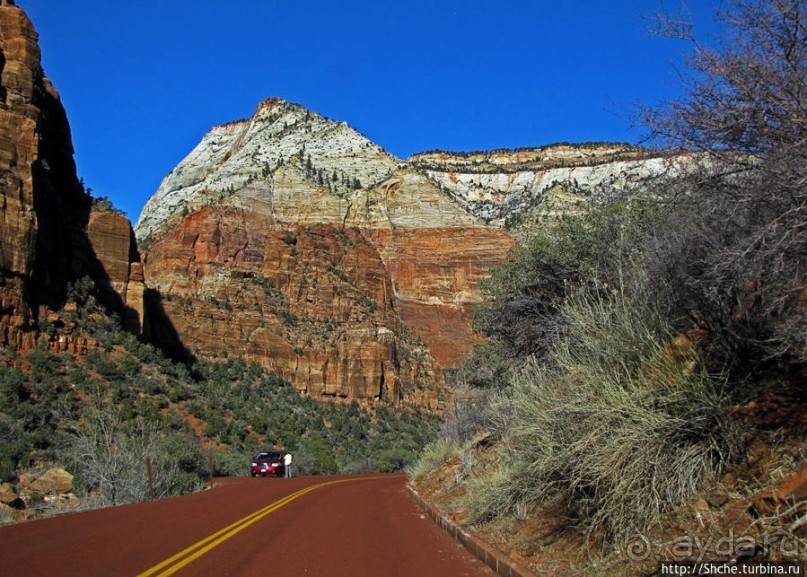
[0,278,437,518]
[411,0,806,572]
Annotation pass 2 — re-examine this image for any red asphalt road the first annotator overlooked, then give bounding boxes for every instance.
[0,474,492,577]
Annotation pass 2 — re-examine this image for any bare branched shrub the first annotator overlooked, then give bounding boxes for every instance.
[640,0,807,368]
[439,384,497,444]
[472,202,662,375]
[64,391,206,506]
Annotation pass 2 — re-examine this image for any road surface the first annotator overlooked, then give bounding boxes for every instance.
[0,474,492,576]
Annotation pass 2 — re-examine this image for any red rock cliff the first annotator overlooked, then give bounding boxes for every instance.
[136,100,516,408]
[144,206,445,408]
[0,2,143,352]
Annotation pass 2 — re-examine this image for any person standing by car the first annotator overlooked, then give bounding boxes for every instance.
[284,452,292,478]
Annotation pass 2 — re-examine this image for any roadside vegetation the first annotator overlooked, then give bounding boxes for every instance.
[0,282,437,511]
[411,0,806,561]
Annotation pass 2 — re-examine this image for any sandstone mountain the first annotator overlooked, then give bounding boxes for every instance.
[136,98,516,408]
[0,0,143,354]
[0,0,683,413]
[136,99,682,408]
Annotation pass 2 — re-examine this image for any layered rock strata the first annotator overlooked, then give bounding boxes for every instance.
[137,99,515,405]
[143,206,444,407]
[410,144,685,241]
[137,101,686,405]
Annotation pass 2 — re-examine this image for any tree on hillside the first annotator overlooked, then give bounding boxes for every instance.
[640,0,807,368]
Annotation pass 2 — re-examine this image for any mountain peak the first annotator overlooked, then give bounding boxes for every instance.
[135,97,400,242]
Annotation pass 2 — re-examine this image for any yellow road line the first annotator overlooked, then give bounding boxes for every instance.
[137,477,380,577]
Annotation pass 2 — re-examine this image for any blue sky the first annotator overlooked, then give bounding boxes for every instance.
[23,1,723,222]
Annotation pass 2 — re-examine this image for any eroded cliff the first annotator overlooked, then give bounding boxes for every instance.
[137,99,691,406]
[410,144,686,241]
[0,1,143,354]
[137,99,516,406]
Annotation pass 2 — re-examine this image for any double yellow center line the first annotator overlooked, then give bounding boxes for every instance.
[137,478,363,577]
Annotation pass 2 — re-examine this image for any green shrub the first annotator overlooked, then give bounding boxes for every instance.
[460,461,525,523]
[373,448,417,473]
[213,449,248,477]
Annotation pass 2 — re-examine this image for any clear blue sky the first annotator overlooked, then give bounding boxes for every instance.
[22,1,723,222]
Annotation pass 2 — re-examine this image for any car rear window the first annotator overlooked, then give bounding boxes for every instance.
[256,452,284,460]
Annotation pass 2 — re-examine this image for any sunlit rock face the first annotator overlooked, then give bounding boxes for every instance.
[135,98,401,244]
[137,101,681,407]
[410,144,685,241]
[137,99,514,407]
[0,2,142,353]
[142,206,445,408]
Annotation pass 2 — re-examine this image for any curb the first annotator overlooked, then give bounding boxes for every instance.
[407,485,538,577]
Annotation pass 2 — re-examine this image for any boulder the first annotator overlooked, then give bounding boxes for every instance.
[0,482,17,505]
[26,468,73,496]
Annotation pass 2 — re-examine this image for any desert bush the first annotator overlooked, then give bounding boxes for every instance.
[439,384,497,444]
[152,440,207,497]
[467,278,741,539]
[65,408,156,506]
[460,461,525,523]
[455,341,511,390]
[291,436,337,476]
[214,448,248,477]
[373,448,418,473]
[471,202,663,374]
[64,392,206,506]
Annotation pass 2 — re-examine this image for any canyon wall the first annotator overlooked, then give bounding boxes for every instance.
[410,144,686,241]
[137,100,684,406]
[0,2,142,354]
[1,2,692,413]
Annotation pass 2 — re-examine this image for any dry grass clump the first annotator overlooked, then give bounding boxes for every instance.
[462,283,743,541]
[407,438,461,482]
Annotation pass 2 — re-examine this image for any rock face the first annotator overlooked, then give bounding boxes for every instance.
[137,100,687,406]
[136,98,401,245]
[144,207,444,407]
[87,210,145,335]
[22,467,73,496]
[0,2,142,353]
[410,144,687,241]
[137,99,516,405]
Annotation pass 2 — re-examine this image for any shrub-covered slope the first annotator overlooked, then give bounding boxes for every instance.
[0,283,437,522]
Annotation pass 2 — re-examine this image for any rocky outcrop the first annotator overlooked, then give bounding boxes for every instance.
[87,210,145,335]
[136,98,401,245]
[1,467,79,523]
[21,467,73,496]
[136,98,696,407]
[144,206,445,407]
[0,2,143,352]
[369,225,514,368]
[0,1,85,350]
